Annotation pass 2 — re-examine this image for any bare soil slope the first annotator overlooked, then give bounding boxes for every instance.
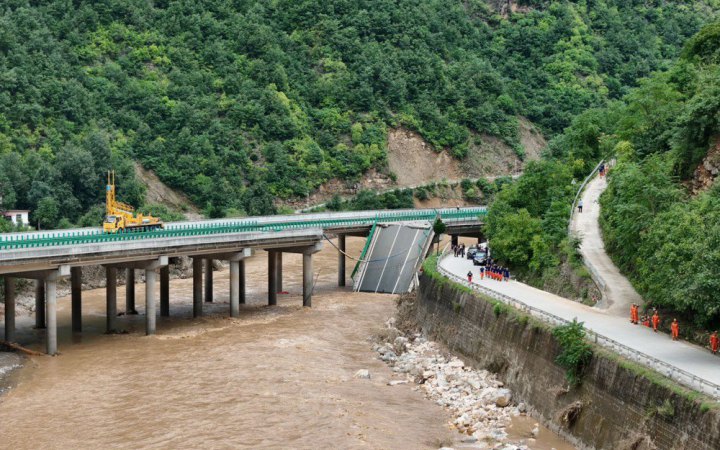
[387,128,463,186]
[133,163,201,220]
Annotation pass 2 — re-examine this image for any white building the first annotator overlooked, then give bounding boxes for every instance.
[3,210,30,227]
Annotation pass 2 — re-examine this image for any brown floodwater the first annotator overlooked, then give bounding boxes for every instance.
[0,237,574,449]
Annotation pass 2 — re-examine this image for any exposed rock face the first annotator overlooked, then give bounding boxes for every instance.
[690,136,720,194]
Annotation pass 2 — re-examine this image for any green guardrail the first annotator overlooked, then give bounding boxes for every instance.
[0,208,486,251]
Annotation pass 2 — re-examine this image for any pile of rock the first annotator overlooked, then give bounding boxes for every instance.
[374,319,532,449]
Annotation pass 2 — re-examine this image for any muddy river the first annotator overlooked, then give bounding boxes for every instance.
[0,237,573,449]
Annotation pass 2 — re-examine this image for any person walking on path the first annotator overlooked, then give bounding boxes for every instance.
[652,310,660,332]
[711,331,719,355]
[467,271,473,283]
[671,319,680,341]
[578,199,583,213]
[479,266,485,280]
[461,244,466,258]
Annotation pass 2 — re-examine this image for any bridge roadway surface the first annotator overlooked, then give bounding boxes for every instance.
[440,254,720,398]
[0,207,485,255]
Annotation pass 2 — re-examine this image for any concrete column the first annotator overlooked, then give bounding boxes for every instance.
[268,251,277,306]
[126,268,137,315]
[303,253,313,307]
[46,278,57,355]
[4,277,15,342]
[106,266,117,333]
[230,260,240,317]
[451,235,459,247]
[239,260,246,305]
[193,258,202,317]
[160,266,170,317]
[35,280,46,329]
[71,267,82,332]
[338,234,346,287]
[145,268,157,335]
[204,258,213,303]
[276,252,283,292]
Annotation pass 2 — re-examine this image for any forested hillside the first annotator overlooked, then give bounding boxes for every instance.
[486,21,720,327]
[0,0,717,228]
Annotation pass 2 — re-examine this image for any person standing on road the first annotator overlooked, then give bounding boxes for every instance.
[461,244,466,258]
[467,271,473,283]
[479,266,485,280]
[578,200,583,213]
[710,331,719,355]
[671,319,680,341]
[630,304,637,324]
[652,310,660,332]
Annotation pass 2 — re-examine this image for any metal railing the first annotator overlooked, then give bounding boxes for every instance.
[0,207,486,251]
[435,253,720,399]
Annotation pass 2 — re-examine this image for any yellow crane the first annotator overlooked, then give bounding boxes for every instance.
[103,171,163,233]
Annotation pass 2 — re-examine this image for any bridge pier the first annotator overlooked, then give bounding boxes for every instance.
[146,268,157,335]
[451,235,458,248]
[239,260,246,305]
[276,252,283,293]
[126,268,137,315]
[268,251,277,306]
[303,253,313,307]
[35,280,45,329]
[192,257,203,317]
[106,266,118,333]
[338,234,346,287]
[160,266,170,317]
[71,267,82,332]
[4,277,15,342]
[226,250,251,317]
[204,258,213,303]
[46,276,58,355]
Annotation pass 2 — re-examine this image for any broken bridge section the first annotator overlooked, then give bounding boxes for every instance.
[352,223,434,294]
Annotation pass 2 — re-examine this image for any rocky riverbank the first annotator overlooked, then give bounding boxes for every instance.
[374,316,540,450]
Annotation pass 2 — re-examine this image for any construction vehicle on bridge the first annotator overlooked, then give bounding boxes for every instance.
[103,171,163,233]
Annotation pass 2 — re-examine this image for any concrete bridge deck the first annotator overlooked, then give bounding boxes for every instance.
[2,207,485,356]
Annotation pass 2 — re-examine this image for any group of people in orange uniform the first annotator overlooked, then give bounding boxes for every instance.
[480,265,509,282]
[630,304,719,354]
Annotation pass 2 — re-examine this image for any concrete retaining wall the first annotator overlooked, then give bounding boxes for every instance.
[416,273,720,450]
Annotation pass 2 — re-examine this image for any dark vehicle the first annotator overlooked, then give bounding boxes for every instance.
[472,251,488,266]
[466,246,478,260]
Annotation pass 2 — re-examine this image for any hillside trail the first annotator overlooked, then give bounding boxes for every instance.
[570,174,644,317]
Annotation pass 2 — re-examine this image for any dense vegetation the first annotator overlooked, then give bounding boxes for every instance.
[0,0,716,228]
[486,21,720,328]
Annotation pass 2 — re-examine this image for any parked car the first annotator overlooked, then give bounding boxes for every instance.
[472,251,488,266]
[466,246,478,260]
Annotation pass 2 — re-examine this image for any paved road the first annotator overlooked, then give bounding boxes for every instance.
[440,254,720,395]
[570,174,643,316]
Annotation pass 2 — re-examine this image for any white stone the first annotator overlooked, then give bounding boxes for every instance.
[354,369,371,379]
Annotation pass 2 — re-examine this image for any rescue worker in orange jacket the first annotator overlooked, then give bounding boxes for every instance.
[710,331,719,355]
[671,319,679,341]
[652,311,660,332]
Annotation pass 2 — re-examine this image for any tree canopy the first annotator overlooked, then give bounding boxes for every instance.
[0,0,716,225]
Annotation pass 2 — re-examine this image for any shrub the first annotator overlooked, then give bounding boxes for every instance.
[552,319,593,386]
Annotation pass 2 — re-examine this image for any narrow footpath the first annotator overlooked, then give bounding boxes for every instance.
[441,255,720,395]
[570,174,643,316]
